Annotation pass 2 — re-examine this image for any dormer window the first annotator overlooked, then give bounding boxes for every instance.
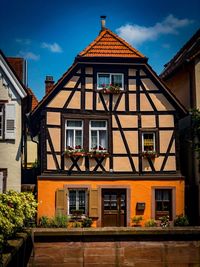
[97,73,124,90]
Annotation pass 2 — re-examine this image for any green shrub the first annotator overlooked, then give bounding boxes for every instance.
[0,190,37,246]
[38,216,50,228]
[50,214,69,228]
[82,217,93,228]
[174,214,189,226]
[38,214,69,228]
[145,219,157,227]
[132,216,143,225]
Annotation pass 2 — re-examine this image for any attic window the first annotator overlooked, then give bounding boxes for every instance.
[97,73,124,90]
[142,132,156,152]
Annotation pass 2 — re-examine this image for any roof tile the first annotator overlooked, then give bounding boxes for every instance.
[79,29,144,58]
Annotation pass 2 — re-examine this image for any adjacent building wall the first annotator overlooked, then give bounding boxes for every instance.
[0,78,22,192]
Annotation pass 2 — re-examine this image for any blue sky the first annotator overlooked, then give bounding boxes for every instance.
[1,0,199,100]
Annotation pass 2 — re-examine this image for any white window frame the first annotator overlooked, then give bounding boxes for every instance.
[0,105,3,140]
[89,120,108,150]
[65,120,83,149]
[97,73,124,90]
[142,132,156,152]
[68,188,88,215]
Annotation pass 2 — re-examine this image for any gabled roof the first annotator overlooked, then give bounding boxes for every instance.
[0,50,27,99]
[7,57,25,84]
[79,29,145,58]
[160,28,200,79]
[27,88,39,111]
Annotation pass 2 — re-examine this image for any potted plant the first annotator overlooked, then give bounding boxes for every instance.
[64,145,86,157]
[131,215,143,227]
[145,219,158,227]
[159,215,170,228]
[174,214,189,226]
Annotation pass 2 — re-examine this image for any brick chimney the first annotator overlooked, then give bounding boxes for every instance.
[45,76,54,94]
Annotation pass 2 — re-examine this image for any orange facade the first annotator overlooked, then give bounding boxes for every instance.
[38,178,184,226]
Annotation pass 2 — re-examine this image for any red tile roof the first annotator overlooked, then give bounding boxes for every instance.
[79,29,145,58]
[7,57,25,83]
[27,88,39,111]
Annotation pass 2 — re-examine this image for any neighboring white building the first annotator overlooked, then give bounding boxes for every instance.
[0,50,28,192]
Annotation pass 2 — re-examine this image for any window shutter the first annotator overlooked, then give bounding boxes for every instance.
[55,188,67,215]
[89,188,99,217]
[5,103,16,139]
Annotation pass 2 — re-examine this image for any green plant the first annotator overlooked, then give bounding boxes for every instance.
[174,214,189,226]
[39,214,69,228]
[82,217,93,228]
[72,221,82,228]
[0,190,37,248]
[145,219,158,227]
[132,216,143,225]
[39,216,50,228]
[159,215,170,227]
[50,214,69,228]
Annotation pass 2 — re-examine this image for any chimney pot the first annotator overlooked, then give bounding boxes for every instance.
[45,75,54,94]
[100,15,106,31]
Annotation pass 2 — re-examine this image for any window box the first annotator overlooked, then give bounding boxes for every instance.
[99,85,122,94]
[64,146,86,157]
[142,151,157,159]
[87,150,109,158]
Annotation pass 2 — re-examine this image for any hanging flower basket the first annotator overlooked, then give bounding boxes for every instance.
[64,146,86,157]
[142,151,157,159]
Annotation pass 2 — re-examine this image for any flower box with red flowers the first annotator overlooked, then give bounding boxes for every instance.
[99,84,122,94]
[87,146,109,158]
[64,146,86,157]
[142,151,157,159]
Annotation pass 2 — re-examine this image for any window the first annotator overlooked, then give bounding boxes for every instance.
[155,189,172,220]
[97,73,124,89]
[0,172,3,193]
[142,132,156,152]
[65,120,83,149]
[89,120,107,150]
[0,105,3,139]
[68,189,87,215]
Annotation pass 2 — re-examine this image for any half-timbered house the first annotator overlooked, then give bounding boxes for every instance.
[31,17,186,226]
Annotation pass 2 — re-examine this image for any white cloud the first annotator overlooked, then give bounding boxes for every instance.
[116,14,193,46]
[15,38,31,45]
[41,42,63,53]
[18,51,40,61]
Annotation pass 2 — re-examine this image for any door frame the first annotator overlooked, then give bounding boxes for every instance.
[97,185,131,227]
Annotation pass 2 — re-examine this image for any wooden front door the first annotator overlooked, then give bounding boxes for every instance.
[102,189,126,227]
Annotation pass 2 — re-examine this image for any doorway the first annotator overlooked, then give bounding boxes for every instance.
[102,189,126,227]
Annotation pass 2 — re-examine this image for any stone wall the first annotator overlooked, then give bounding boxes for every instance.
[29,228,200,267]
